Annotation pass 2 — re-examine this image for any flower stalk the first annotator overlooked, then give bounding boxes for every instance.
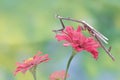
[64,50,76,80]
[30,65,37,80]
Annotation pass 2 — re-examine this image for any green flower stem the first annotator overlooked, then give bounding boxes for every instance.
[30,66,37,80]
[64,50,76,80]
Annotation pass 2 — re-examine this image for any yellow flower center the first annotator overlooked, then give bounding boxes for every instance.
[24,58,33,63]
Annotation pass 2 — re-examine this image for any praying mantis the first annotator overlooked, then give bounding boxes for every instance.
[53,15,115,61]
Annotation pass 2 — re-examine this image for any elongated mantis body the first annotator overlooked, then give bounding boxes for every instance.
[53,15,115,61]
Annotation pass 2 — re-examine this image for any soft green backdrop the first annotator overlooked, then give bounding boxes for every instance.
[0,0,120,80]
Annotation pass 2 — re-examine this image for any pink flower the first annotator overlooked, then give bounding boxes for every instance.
[14,52,50,75]
[50,70,69,80]
[56,26,100,59]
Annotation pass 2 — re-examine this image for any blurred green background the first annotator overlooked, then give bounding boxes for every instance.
[0,0,120,80]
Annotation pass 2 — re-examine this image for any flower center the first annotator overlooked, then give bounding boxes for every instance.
[24,58,33,63]
[78,45,82,48]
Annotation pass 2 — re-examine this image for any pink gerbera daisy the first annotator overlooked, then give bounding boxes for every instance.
[14,51,50,75]
[50,70,69,80]
[56,26,100,59]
